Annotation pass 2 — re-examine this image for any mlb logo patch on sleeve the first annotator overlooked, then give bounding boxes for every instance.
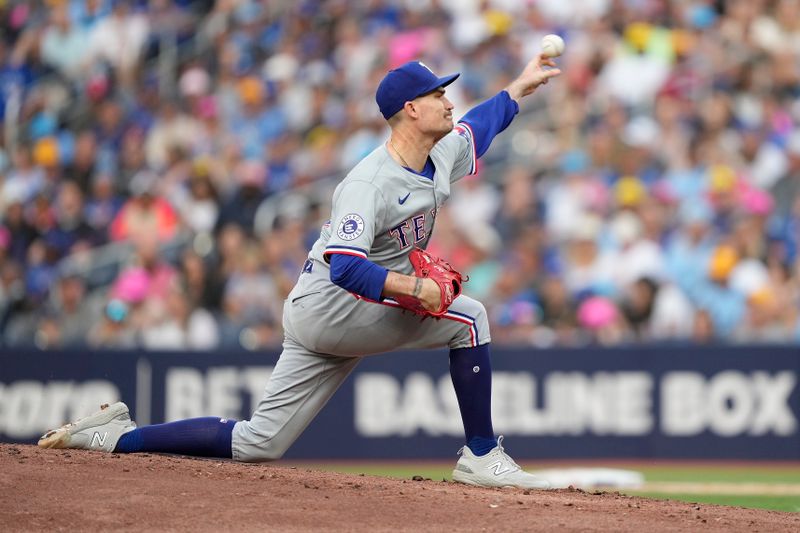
[337,213,365,241]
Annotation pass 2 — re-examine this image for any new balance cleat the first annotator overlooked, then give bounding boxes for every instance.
[38,402,136,452]
[452,436,551,490]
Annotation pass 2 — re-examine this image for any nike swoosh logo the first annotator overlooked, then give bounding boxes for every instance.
[398,193,410,205]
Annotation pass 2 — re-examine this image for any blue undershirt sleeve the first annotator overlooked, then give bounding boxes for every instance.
[459,90,519,158]
[329,253,389,302]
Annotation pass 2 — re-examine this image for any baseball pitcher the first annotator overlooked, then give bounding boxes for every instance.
[39,55,561,489]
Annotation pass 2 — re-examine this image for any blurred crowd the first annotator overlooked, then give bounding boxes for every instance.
[1,0,799,350]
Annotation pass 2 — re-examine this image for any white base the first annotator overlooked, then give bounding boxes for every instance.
[529,468,645,489]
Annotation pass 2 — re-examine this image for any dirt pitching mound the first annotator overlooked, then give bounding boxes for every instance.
[1,444,797,532]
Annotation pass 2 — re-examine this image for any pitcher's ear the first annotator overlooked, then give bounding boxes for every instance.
[403,101,419,119]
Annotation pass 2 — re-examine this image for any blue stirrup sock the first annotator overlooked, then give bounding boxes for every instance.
[114,417,236,458]
[467,435,499,456]
[449,344,497,456]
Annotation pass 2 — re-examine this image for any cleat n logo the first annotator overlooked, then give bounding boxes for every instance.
[91,432,108,448]
[488,461,511,476]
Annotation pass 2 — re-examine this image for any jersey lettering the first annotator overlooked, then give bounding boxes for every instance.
[389,214,430,249]
[389,220,411,249]
[411,214,426,242]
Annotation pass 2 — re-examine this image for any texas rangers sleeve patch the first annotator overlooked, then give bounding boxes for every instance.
[337,213,365,241]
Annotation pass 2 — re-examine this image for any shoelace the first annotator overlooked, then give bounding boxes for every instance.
[495,450,522,472]
[457,436,522,473]
[492,436,522,472]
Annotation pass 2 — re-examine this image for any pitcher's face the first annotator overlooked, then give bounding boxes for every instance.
[412,87,455,139]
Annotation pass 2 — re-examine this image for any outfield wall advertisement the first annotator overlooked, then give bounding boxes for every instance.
[1,347,798,459]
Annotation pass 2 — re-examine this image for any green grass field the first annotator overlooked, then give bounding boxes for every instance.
[624,464,800,512]
[286,461,800,512]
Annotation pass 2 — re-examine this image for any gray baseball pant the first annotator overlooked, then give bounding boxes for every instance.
[231,272,490,462]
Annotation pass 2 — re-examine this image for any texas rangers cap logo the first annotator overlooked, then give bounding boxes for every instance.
[337,213,365,241]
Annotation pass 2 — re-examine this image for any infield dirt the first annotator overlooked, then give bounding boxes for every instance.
[1,443,798,532]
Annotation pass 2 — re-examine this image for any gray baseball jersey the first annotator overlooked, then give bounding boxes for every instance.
[232,126,492,462]
[310,126,476,272]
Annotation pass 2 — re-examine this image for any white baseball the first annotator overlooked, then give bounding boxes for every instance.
[541,34,565,58]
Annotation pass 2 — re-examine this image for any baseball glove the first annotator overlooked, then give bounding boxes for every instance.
[393,247,465,317]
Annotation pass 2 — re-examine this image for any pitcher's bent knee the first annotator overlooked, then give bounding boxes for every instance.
[231,420,290,462]
[449,298,491,349]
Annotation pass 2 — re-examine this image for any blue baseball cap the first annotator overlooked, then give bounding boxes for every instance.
[375,61,460,120]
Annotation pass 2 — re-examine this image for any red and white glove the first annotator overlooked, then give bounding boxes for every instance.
[393,248,465,317]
